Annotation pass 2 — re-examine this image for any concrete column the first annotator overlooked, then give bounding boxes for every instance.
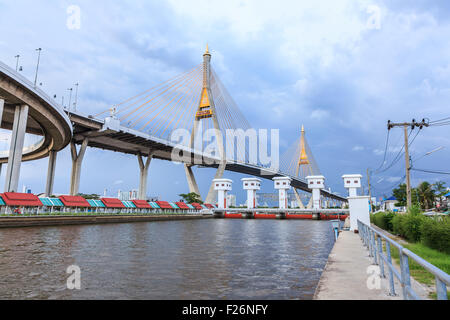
[137,150,154,200]
[293,188,306,209]
[45,150,57,196]
[273,177,292,209]
[69,138,89,195]
[184,164,201,196]
[213,178,232,209]
[0,98,4,126]
[205,160,226,204]
[306,175,325,209]
[5,104,28,192]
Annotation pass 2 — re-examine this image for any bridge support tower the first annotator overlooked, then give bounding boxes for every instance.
[186,45,227,204]
[137,150,154,200]
[69,138,88,195]
[4,104,28,192]
[45,150,57,196]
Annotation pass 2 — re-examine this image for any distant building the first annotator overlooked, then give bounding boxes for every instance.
[382,196,398,212]
[226,194,236,207]
[117,189,138,201]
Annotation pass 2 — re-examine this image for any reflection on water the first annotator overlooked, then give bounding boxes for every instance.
[0,219,335,299]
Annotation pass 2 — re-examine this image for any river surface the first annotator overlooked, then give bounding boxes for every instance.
[0,219,336,299]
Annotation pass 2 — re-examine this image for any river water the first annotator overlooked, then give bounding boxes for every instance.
[0,219,336,299]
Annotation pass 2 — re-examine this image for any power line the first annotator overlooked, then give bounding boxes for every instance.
[411,168,450,175]
[374,130,390,172]
[429,116,450,124]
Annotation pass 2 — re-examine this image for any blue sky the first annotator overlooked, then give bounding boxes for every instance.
[0,0,449,204]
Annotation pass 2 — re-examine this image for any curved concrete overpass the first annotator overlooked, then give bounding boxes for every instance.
[0,61,72,163]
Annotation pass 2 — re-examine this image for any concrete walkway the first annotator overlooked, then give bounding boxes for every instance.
[314,230,430,300]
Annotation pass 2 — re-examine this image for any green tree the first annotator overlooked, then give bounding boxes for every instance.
[78,193,100,200]
[433,181,447,206]
[393,183,407,207]
[392,184,418,207]
[179,192,203,204]
[416,182,435,210]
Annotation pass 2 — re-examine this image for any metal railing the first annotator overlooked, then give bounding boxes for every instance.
[357,220,449,300]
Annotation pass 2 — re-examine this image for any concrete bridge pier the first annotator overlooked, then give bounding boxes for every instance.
[137,150,154,200]
[69,138,89,195]
[45,150,57,196]
[4,104,28,192]
[293,188,306,209]
[205,159,226,204]
[184,164,201,197]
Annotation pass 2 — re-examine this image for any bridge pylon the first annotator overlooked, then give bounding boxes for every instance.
[293,125,317,209]
[185,45,226,204]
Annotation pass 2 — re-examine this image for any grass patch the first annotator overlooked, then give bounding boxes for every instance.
[388,242,450,286]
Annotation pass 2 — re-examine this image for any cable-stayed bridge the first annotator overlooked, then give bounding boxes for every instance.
[66,46,345,205]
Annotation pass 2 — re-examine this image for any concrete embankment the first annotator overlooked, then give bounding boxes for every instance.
[0,214,213,228]
[313,230,430,300]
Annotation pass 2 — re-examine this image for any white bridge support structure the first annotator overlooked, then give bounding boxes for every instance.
[137,150,154,200]
[70,138,89,196]
[242,178,261,209]
[273,176,292,210]
[343,174,370,231]
[4,104,29,192]
[242,177,261,219]
[213,178,232,217]
[306,175,325,220]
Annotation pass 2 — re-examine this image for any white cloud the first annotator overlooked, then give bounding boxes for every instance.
[352,146,365,151]
[310,109,329,120]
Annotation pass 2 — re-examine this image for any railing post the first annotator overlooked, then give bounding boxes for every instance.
[400,249,412,300]
[377,237,384,278]
[385,242,396,296]
[372,233,378,265]
[435,277,448,300]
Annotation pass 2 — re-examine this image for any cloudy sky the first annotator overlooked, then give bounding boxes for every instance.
[0,0,449,204]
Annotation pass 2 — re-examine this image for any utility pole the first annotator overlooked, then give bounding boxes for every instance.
[367,168,372,213]
[387,119,429,209]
